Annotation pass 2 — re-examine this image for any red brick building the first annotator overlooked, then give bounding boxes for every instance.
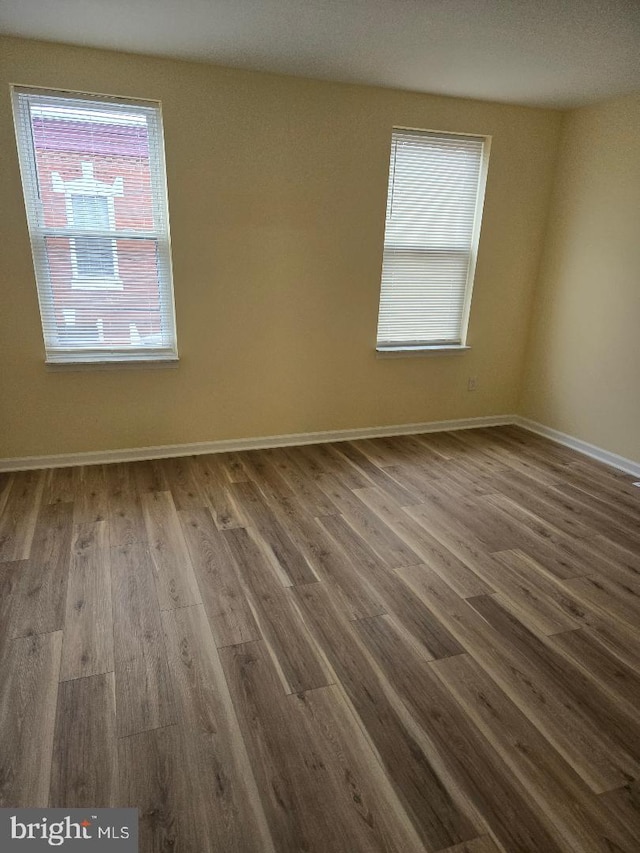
[34,111,163,347]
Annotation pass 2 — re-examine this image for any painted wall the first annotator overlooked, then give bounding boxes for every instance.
[0,36,561,459]
[521,94,640,462]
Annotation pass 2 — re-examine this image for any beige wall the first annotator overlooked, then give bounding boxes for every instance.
[0,36,561,459]
[521,94,640,462]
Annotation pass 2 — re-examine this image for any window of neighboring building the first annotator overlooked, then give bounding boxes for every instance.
[376,128,490,351]
[12,86,178,364]
[59,165,123,287]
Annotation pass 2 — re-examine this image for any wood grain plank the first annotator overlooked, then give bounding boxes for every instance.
[50,672,118,807]
[428,432,509,474]
[425,457,500,497]
[119,725,236,853]
[8,501,73,638]
[158,456,209,510]
[354,485,493,598]
[179,508,260,647]
[555,481,640,549]
[193,455,248,529]
[229,481,319,585]
[72,464,108,526]
[141,490,202,610]
[259,495,386,620]
[355,614,566,853]
[0,469,44,561]
[317,474,422,568]
[160,606,274,853]
[479,492,594,569]
[118,728,184,846]
[43,466,77,505]
[562,573,640,632]
[293,442,368,488]
[60,521,114,681]
[330,441,421,506]
[557,464,640,516]
[0,560,21,658]
[405,478,519,553]
[599,781,640,848]
[220,640,426,853]
[0,631,62,806]
[399,564,639,794]
[497,427,581,471]
[468,594,640,791]
[129,459,170,493]
[378,461,447,501]
[485,469,599,540]
[387,451,497,499]
[110,542,176,737]
[285,514,386,621]
[454,428,562,486]
[364,435,441,468]
[549,628,640,723]
[485,485,640,574]
[474,552,640,674]
[0,472,14,518]
[222,527,330,693]
[409,431,468,462]
[293,581,479,851]
[399,430,503,480]
[581,536,640,587]
[320,513,463,659]
[105,461,146,548]
[474,549,580,636]
[413,493,589,581]
[217,451,251,483]
[431,652,639,853]
[267,446,340,515]
[239,449,295,504]
[404,502,516,581]
[439,839,502,853]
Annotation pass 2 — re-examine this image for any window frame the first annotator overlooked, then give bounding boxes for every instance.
[11,84,179,365]
[376,126,491,354]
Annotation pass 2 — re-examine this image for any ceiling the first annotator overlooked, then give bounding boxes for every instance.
[1,0,639,108]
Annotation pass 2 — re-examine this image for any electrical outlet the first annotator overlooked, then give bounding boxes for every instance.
[467,376,478,391]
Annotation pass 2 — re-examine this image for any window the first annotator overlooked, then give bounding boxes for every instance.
[57,164,123,288]
[376,128,490,351]
[12,86,178,364]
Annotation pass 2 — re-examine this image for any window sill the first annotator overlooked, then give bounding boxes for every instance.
[45,357,179,372]
[376,345,470,359]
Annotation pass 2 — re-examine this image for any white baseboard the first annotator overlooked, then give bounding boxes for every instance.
[4,413,637,477]
[0,414,515,472]
[514,417,640,478]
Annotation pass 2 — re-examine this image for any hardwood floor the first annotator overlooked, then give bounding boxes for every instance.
[0,425,639,852]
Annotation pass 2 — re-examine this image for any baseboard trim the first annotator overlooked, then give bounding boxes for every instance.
[0,414,515,472]
[514,417,640,478]
[3,414,638,476]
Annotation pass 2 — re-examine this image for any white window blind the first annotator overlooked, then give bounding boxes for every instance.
[377,128,489,349]
[12,86,178,364]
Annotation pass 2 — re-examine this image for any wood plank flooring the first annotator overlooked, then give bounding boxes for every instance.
[0,425,639,852]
